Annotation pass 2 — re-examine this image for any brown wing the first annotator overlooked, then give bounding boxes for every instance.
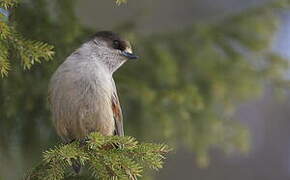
[112,92,124,136]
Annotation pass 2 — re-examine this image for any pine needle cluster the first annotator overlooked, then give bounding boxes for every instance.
[25,132,171,180]
[0,0,54,77]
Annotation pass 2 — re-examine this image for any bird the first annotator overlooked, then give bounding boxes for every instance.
[48,31,138,172]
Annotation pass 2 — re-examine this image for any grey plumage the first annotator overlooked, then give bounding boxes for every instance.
[49,31,137,143]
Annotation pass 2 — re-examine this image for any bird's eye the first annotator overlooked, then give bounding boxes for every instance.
[113,40,121,50]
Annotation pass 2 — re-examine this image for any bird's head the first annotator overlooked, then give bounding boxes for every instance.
[86,31,138,73]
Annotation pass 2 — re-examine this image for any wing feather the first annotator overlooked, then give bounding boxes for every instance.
[111,79,124,136]
[112,92,124,136]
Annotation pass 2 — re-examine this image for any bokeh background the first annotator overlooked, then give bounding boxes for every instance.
[1,0,290,179]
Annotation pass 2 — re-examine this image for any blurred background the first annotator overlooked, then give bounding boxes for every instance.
[1,0,290,179]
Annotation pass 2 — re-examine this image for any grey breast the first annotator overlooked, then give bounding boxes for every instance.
[49,56,115,142]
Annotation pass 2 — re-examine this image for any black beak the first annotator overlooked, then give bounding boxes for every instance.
[121,51,139,60]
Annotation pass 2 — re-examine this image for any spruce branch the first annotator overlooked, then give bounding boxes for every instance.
[0,0,55,77]
[0,0,18,9]
[115,0,127,6]
[0,21,11,39]
[9,31,55,69]
[25,132,172,180]
[0,40,9,77]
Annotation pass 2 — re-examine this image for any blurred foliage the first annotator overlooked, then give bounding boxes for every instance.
[0,0,290,179]
[119,0,290,166]
[25,132,171,180]
[116,0,128,6]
